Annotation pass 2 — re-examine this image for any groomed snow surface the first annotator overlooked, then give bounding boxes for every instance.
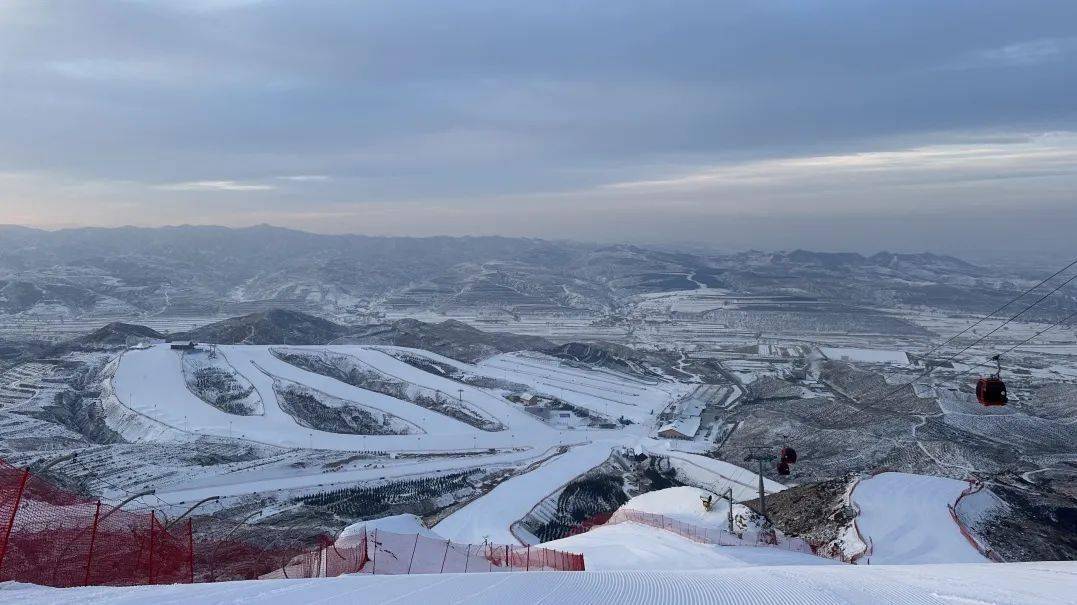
[853,472,986,564]
[109,344,686,452]
[7,563,1073,604]
[620,486,734,528]
[435,441,617,545]
[543,522,833,571]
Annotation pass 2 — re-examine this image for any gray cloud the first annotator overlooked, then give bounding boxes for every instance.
[0,0,1075,255]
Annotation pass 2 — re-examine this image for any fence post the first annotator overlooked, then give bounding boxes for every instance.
[82,501,102,586]
[0,469,29,576]
[439,540,451,573]
[187,519,194,584]
[464,544,471,573]
[525,546,530,571]
[371,529,377,575]
[504,545,509,571]
[406,533,420,574]
[147,512,157,585]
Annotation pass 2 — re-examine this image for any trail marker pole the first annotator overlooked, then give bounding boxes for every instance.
[440,540,450,573]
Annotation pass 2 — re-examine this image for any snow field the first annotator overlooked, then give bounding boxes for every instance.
[8,562,1074,604]
[476,352,692,424]
[111,344,555,452]
[852,472,987,564]
[435,442,617,545]
[542,522,833,570]
[620,486,733,528]
[111,345,687,454]
[819,347,909,365]
[337,514,441,546]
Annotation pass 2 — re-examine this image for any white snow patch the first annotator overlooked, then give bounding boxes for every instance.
[620,486,732,529]
[338,514,441,546]
[435,443,614,545]
[820,347,909,365]
[853,472,986,564]
[13,563,1076,604]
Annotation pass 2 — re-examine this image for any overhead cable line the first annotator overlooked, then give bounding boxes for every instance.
[955,308,1077,378]
[852,259,1077,407]
[915,257,1077,364]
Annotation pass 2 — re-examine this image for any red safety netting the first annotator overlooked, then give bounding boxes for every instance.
[0,458,583,588]
[0,459,193,587]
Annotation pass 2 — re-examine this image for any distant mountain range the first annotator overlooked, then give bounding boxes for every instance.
[66,309,555,364]
[0,225,1071,321]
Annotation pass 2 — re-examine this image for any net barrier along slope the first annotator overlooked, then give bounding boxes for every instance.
[0,458,584,587]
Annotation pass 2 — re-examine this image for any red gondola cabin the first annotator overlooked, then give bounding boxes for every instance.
[976,376,1007,406]
[977,355,1008,407]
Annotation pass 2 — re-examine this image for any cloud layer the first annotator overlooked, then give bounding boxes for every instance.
[0,1,1074,255]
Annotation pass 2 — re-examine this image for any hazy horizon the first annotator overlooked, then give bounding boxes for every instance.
[2,221,1070,267]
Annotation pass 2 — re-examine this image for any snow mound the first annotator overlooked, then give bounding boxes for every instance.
[853,472,986,564]
[621,486,731,528]
[338,514,442,546]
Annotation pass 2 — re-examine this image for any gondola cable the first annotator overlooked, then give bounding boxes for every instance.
[849,262,1077,408]
[913,257,1077,365]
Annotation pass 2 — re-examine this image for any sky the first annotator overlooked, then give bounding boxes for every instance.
[0,0,1075,256]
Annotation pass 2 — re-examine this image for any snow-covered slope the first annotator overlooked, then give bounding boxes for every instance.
[645,446,786,501]
[620,486,734,528]
[109,344,686,453]
[853,472,986,564]
[337,514,441,545]
[476,352,691,424]
[8,563,1073,604]
[435,442,616,544]
[541,522,832,570]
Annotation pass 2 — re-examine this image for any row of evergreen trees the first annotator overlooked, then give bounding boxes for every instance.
[297,471,476,518]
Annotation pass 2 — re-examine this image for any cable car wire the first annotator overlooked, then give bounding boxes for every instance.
[851,263,1077,407]
[956,308,1077,378]
[913,257,1077,365]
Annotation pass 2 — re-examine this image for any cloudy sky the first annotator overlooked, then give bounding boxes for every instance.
[1,0,1075,255]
